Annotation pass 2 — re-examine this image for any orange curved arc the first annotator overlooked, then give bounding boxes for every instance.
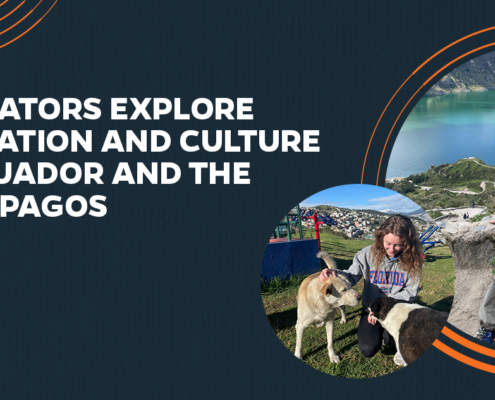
[442,326,495,358]
[0,0,42,36]
[0,0,24,21]
[360,78,409,183]
[361,26,495,184]
[376,41,495,184]
[433,339,495,374]
[0,0,9,7]
[0,0,57,49]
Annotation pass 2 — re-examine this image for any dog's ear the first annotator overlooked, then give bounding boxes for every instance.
[321,283,333,296]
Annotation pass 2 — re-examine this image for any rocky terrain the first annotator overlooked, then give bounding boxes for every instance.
[427,51,495,96]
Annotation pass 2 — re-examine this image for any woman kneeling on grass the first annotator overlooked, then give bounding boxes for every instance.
[319,214,423,366]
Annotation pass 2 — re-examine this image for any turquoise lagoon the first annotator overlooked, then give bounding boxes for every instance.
[386,91,495,178]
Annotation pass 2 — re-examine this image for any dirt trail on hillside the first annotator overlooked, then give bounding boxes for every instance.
[420,181,495,195]
[445,181,495,195]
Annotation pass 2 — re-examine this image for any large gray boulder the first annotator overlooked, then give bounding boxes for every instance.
[442,219,495,335]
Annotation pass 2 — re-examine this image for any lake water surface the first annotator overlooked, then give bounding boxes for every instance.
[386,91,495,178]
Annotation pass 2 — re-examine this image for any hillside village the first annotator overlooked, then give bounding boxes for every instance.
[297,207,437,241]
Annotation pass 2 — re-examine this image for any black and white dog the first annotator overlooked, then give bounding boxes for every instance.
[368,297,448,365]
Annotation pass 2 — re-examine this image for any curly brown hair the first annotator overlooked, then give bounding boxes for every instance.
[370,214,423,280]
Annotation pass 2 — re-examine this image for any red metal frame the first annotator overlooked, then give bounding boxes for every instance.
[305,213,324,251]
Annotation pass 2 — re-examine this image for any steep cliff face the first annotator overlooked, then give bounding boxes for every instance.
[427,51,495,96]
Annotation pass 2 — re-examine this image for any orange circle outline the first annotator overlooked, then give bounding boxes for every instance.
[0,0,24,21]
[375,41,495,185]
[0,0,57,49]
[363,28,495,372]
[0,0,42,36]
[361,26,495,184]
[433,339,495,374]
[442,326,495,358]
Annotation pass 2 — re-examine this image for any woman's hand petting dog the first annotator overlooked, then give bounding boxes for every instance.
[319,268,338,281]
[367,312,377,325]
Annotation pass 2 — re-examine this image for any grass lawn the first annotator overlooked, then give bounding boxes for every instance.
[261,230,454,379]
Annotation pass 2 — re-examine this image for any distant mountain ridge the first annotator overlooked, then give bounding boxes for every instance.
[427,51,495,96]
[372,208,432,222]
[405,208,433,222]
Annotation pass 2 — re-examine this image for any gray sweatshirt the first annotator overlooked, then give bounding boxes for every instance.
[338,245,421,310]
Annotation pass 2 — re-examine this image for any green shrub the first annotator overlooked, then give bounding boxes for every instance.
[469,212,491,222]
[428,210,443,219]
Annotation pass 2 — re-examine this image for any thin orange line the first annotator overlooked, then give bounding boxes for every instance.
[361,80,409,183]
[0,0,43,36]
[421,44,495,86]
[361,26,495,184]
[375,86,423,184]
[433,340,495,374]
[0,0,9,7]
[442,326,495,358]
[376,42,495,184]
[0,0,57,49]
[412,27,495,74]
[0,0,25,21]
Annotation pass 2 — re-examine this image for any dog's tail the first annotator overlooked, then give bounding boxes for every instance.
[316,251,338,269]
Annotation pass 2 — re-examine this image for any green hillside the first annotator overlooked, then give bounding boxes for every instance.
[386,158,495,212]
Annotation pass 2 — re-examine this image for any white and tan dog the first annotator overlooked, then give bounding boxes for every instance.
[294,252,361,363]
[368,297,448,365]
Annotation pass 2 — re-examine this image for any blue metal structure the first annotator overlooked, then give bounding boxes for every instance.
[299,209,337,227]
[319,214,337,226]
[419,225,442,253]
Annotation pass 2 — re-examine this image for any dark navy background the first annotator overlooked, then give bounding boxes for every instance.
[1,0,495,398]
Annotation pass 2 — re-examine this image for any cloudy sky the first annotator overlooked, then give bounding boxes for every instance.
[300,184,421,213]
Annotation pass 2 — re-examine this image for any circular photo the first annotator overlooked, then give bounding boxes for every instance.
[387,50,495,343]
[261,184,453,378]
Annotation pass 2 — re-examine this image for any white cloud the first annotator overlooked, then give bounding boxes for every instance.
[367,194,404,203]
[300,201,356,207]
[348,194,419,212]
[300,193,420,213]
